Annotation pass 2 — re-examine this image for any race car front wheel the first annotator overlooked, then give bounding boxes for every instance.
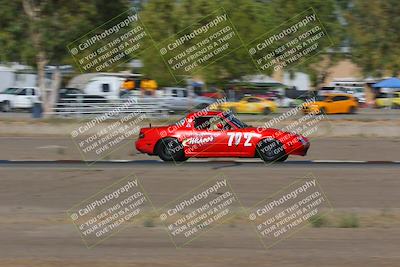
[256,139,287,162]
[1,101,11,112]
[156,138,187,162]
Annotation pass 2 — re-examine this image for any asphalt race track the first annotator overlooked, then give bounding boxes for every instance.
[1,159,400,168]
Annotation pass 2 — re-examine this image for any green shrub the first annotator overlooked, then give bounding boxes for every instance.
[309,214,329,228]
[143,218,155,227]
[339,213,359,228]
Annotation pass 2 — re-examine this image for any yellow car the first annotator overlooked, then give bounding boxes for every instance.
[302,93,358,114]
[375,92,400,108]
[213,96,277,114]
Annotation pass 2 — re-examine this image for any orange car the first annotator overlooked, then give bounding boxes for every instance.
[303,93,358,114]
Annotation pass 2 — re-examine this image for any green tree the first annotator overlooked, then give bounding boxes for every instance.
[0,1,34,64]
[21,0,131,113]
[139,0,265,86]
[139,0,181,86]
[139,0,343,87]
[265,0,344,88]
[201,0,269,85]
[0,0,130,113]
[346,0,400,77]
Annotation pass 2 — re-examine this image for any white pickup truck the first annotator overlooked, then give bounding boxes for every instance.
[0,87,41,112]
[161,87,216,112]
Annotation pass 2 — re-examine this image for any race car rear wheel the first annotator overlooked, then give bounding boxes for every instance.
[256,139,287,162]
[348,106,356,114]
[263,107,271,115]
[276,154,288,162]
[156,138,187,162]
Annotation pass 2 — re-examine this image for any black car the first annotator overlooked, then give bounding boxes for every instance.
[57,88,108,103]
[56,88,108,113]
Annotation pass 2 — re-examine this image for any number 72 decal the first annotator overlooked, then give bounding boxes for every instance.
[227,132,253,147]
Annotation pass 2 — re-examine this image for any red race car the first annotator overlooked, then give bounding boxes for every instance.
[135,111,309,162]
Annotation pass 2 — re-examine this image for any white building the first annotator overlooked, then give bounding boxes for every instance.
[0,63,37,92]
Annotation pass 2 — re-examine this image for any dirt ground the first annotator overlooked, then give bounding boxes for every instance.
[0,165,400,266]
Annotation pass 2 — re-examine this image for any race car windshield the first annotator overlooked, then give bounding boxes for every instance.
[174,116,188,127]
[315,95,327,101]
[224,112,248,128]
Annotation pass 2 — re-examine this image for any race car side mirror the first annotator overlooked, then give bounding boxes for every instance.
[216,123,224,130]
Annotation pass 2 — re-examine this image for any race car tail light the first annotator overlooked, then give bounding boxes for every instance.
[298,136,308,146]
[139,131,145,139]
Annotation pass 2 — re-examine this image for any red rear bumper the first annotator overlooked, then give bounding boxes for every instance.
[291,142,310,156]
[135,139,155,154]
[283,135,310,156]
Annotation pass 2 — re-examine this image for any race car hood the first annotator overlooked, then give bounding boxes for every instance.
[241,126,280,136]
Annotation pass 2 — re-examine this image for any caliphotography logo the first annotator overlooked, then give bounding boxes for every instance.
[248,173,333,249]
[70,97,149,164]
[158,174,243,248]
[67,175,155,248]
[67,7,151,73]
[246,7,334,73]
[155,7,244,83]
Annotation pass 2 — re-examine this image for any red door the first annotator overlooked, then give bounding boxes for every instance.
[181,115,233,157]
[225,129,259,157]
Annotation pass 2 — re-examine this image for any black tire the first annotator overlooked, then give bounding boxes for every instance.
[349,106,356,114]
[156,138,186,162]
[1,101,11,112]
[276,154,288,162]
[263,107,271,115]
[256,139,287,162]
[319,107,326,115]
